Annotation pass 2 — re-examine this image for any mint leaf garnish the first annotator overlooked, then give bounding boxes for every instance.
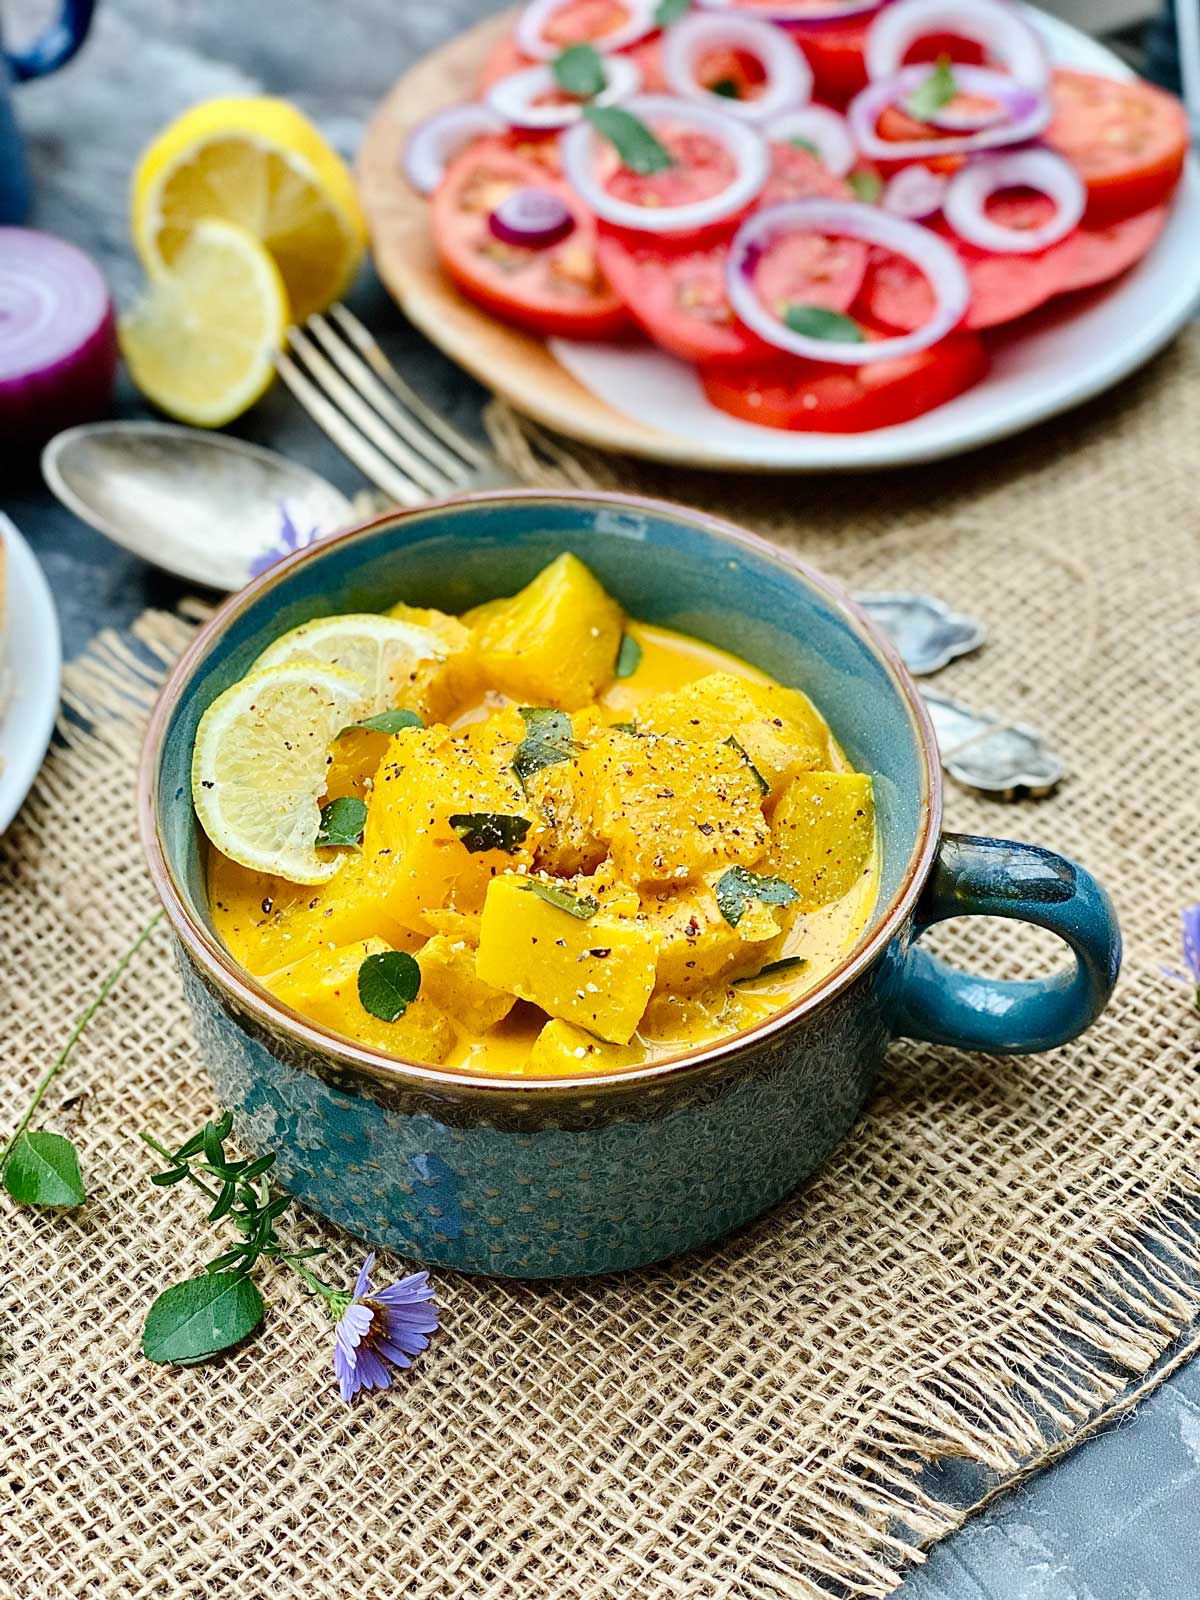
[655,0,690,22]
[615,633,642,679]
[522,881,600,920]
[784,305,865,343]
[725,735,769,796]
[513,706,576,789]
[357,950,422,1023]
[788,137,820,158]
[904,55,957,122]
[710,77,740,99]
[848,169,883,204]
[553,42,606,99]
[315,796,366,849]
[142,1272,264,1365]
[715,867,799,928]
[448,812,532,854]
[2,1130,85,1207]
[584,105,674,175]
[340,708,424,737]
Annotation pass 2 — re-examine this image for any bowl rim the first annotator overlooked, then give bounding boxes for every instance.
[138,488,943,1097]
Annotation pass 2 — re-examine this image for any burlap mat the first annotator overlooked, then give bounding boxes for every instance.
[5,332,1200,1600]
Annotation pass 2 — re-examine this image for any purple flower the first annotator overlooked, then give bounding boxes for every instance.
[332,1252,439,1404]
[248,502,322,579]
[1185,906,1200,986]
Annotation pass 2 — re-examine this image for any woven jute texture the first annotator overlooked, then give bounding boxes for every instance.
[5,333,1200,1600]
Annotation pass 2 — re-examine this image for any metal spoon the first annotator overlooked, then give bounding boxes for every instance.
[41,421,354,592]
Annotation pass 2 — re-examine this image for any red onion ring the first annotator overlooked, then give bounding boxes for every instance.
[847,64,1049,162]
[764,106,856,175]
[942,148,1085,252]
[0,228,116,447]
[515,0,657,60]
[559,93,770,232]
[866,0,1049,90]
[489,186,577,246]
[882,162,947,217]
[662,12,813,123]
[486,55,642,131]
[697,0,884,21]
[726,198,969,362]
[403,104,506,195]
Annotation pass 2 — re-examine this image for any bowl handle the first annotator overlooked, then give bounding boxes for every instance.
[891,833,1121,1054]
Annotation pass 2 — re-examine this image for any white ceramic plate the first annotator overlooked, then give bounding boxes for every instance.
[0,514,62,835]
[549,10,1200,471]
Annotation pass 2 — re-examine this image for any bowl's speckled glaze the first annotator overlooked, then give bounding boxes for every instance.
[140,493,1120,1277]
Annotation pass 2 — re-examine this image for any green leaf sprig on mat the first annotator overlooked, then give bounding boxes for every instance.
[1,911,163,1208]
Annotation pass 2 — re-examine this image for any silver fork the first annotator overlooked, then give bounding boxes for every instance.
[276,303,517,504]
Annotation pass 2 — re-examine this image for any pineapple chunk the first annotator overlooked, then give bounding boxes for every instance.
[363,725,535,933]
[267,938,454,1062]
[527,1019,642,1075]
[384,600,478,720]
[637,671,833,800]
[476,873,660,1044]
[417,933,515,1032]
[768,772,875,910]
[640,880,787,995]
[463,553,623,710]
[581,729,768,886]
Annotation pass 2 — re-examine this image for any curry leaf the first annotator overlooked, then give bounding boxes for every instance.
[553,42,607,99]
[522,881,600,920]
[3,1130,85,1207]
[584,105,674,175]
[358,950,422,1023]
[448,812,532,854]
[615,634,643,680]
[725,735,769,796]
[142,1272,264,1365]
[783,305,865,343]
[315,796,367,849]
[513,706,576,790]
[715,867,800,927]
[340,708,424,737]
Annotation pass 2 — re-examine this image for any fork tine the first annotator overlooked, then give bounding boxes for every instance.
[286,326,454,498]
[328,303,490,469]
[306,313,471,486]
[276,350,426,507]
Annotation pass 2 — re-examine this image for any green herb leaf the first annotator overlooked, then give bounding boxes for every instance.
[2,1130,85,1208]
[358,949,422,1023]
[553,42,607,99]
[710,77,740,99]
[142,1272,265,1366]
[788,136,820,158]
[725,735,769,796]
[315,796,367,849]
[847,169,883,204]
[904,54,957,122]
[611,720,639,735]
[783,305,865,343]
[513,706,576,790]
[522,880,600,920]
[614,633,642,680]
[340,708,424,737]
[715,866,800,928]
[150,1165,190,1187]
[584,105,674,175]
[448,812,532,854]
[736,955,808,985]
[655,0,691,23]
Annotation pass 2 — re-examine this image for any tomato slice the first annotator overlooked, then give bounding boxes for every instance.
[761,140,863,205]
[603,124,739,212]
[788,16,984,106]
[700,331,988,431]
[432,138,631,338]
[1057,204,1168,293]
[1044,69,1188,227]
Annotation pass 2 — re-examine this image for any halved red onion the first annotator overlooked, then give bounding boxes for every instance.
[697,0,883,20]
[882,162,948,218]
[726,198,969,363]
[764,106,856,176]
[489,186,577,247]
[487,55,642,132]
[559,93,770,232]
[848,64,1049,162]
[662,12,813,123]
[865,0,1049,89]
[515,0,657,60]
[403,104,506,195]
[943,148,1085,253]
[0,228,116,446]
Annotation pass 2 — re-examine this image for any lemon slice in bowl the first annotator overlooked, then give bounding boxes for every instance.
[253,615,451,717]
[119,219,288,427]
[192,664,365,885]
[131,96,366,321]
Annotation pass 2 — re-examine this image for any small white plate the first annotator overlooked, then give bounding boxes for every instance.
[0,514,62,835]
[549,11,1200,471]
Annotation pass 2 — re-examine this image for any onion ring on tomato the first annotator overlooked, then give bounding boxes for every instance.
[697,0,883,21]
[403,104,507,195]
[662,12,813,123]
[559,93,771,232]
[865,0,1049,89]
[487,55,642,131]
[726,197,969,362]
[882,163,948,218]
[763,106,856,175]
[515,0,658,60]
[943,148,1086,252]
[848,64,1049,162]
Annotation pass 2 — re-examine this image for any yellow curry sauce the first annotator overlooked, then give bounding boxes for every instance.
[205,555,877,1077]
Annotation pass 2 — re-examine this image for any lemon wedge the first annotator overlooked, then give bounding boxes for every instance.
[132,96,366,320]
[192,664,365,884]
[119,219,287,427]
[253,615,451,717]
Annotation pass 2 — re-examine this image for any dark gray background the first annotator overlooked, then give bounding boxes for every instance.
[3,1,1199,1593]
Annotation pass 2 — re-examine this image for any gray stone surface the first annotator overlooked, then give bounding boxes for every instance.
[3,1,1198,1594]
